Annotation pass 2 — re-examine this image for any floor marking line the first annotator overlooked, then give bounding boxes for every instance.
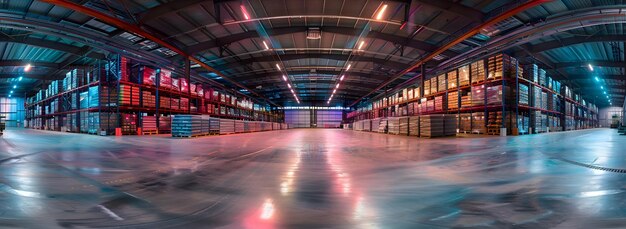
[97,205,124,221]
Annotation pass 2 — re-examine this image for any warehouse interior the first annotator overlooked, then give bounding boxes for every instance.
[1,0,626,228]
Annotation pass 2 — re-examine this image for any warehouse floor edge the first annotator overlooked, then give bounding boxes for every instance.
[1,128,626,228]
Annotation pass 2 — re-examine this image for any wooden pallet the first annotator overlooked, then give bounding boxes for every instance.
[142,130,159,135]
[172,133,211,138]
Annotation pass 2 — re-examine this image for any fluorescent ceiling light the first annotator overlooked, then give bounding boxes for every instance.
[588,64,593,71]
[263,41,270,50]
[240,5,250,20]
[340,75,344,81]
[18,77,23,81]
[282,75,287,81]
[346,64,351,71]
[276,64,281,70]
[375,4,388,20]
[358,41,365,50]
[595,77,599,82]
[336,84,340,88]
[24,64,31,72]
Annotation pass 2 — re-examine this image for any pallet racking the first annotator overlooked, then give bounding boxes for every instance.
[347,53,599,137]
[25,54,285,136]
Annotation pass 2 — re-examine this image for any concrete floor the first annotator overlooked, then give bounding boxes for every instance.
[1,128,626,228]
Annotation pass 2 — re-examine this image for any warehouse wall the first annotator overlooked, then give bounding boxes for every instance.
[0,97,25,127]
[599,107,623,127]
[284,109,343,128]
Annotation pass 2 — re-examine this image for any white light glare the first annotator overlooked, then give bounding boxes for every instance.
[375,4,388,20]
[588,64,593,71]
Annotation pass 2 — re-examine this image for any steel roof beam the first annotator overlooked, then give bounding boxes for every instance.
[0,37,105,59]
[222,69,394,82]
[214,53,410,72]
[555,61,626,69]
[185,26,457,57]
[349,0,551,107]
[529,35,626,53]
[561,74,626,80]
[42,0,278,107]
[413,0,484,23]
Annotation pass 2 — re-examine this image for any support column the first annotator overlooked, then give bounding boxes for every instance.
[185,59,191,114]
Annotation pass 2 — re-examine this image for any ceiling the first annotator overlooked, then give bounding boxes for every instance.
[0,0,624,107]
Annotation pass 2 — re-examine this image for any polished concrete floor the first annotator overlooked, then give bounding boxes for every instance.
[1,128,626,228]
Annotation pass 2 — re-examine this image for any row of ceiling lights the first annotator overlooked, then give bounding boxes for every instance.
[240,4,300,104]
[589,64,612,106]
[239,3,388,105]
[327,4,388,105]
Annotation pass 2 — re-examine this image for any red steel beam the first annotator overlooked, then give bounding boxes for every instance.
[41,0,278,106]
[349,0,552,107]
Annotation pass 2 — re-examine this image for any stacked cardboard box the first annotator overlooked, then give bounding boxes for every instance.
[487,53,512,80]
[424,81,431,96]
[420,115,443,137]
[430,78,438,94]
[460,113,472,133]
[121,113,137,135]
[471,85,485,106]
[141,116,158,132]
[219,118,235,134]
[387,117,400,135]
[486,85,511,105]
[471,112,485,134]
[365,119,373,132]
[461,92,472,108]
[159,116,171,133]
[409,116,419,136]
[459,66,470,86]
[119,85,140,106]
[399,117,409,135]
[444,114,457,136]
[438,74,446,92]
[533,86,542,109]
[524,64,538,82]
[235,120,245,133]
[447,70,458,89]
[470,60,485,83]
[172,115,206,137]
[378,118,387,133]
[519,84,529,105]
[539,68,547,86]
[142,91,156,107]
[435,96,444,111]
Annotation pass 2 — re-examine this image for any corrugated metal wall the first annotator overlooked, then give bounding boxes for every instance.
[0,97,25,127]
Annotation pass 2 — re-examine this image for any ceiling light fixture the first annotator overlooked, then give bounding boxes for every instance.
[346,64,351,71]
[24,64,32,72]
[358,41,365,50]
[288,84,291,88]
[13,85,16,89]
[588,64,593,71]
[594,77,599,82]
[336,84,340,89]
[276,64,281,70]
[18,77,23,81]
[375,4,388,20]
[263,41,270,50]
[282,75,287,81]
[340,75,345,81]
